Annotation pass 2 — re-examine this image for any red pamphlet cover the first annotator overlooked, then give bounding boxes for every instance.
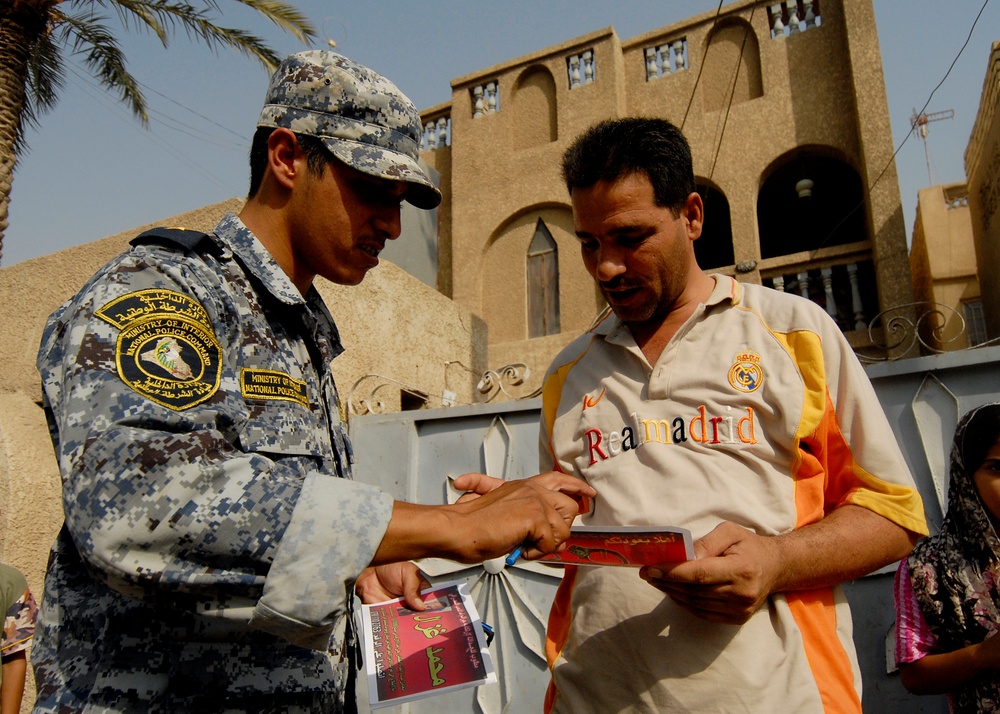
[360,580,496,708]
[537,525,694,567]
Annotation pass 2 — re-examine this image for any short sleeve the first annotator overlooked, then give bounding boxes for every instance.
[1,583,38,659]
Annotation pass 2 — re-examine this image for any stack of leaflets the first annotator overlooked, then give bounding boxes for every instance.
[359,581,496,709]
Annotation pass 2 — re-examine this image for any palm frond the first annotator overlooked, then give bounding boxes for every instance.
[228,0,317,45]
[57,11,149,124]
[22,15,67,131]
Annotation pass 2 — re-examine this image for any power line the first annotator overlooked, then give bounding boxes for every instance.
[813,0,991,256]
[62,63,239,193]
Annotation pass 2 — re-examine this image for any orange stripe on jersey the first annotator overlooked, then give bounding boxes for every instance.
[772,330,829,527]
[794,389,928,534]
[786,589,862,713]
[774,330,926,534]
[544,565,579,714]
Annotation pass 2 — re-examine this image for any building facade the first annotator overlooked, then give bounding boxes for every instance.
[964,39,1000,342]
[418,0,913,389]
[909,182,987,351]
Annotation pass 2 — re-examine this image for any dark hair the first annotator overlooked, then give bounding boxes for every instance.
[963,403,1000,473]
[248,128,335,198]
[561,117,695,213]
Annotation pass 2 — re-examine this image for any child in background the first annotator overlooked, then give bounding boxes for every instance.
[895,402,1000,712]
[1,562,38,714]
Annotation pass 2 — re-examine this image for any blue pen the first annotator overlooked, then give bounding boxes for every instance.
[504,545,524,567]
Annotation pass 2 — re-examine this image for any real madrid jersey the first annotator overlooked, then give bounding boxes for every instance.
[540,275,927,714]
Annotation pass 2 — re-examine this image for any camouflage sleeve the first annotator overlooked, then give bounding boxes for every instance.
[37,248,393,649]
[2,585,38,659]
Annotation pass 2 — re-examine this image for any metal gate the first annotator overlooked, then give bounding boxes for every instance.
[351,398,558,713]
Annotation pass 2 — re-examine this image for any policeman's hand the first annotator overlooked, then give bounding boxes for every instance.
[453,471,592,519]
[639,521,782,625]
[446,474,595,563]
[356,563,431,611]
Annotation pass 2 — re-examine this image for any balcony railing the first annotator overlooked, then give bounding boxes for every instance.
[567,50,596,89]
[763,257,877,333]
[768,0,821,38]
[472,81,500,118]
[420,113,451,151]
[644,39,688,81]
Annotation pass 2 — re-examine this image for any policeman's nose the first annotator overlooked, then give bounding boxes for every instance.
[374,204,402,241]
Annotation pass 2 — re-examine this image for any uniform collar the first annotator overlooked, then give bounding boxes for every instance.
[592,273,741,345]
[213,212,309,306]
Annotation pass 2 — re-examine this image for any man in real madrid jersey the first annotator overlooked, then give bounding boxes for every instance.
[538,117,929,713]
[31,51,592,713]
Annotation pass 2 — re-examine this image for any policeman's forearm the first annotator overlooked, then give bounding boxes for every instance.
[370,479,579,566]
[370,501,461,565]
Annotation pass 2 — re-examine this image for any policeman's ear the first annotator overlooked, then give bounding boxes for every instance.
[266,128,302,190]
[681,192,704,241]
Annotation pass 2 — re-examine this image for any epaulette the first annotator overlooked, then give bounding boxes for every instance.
[130,227,221,256]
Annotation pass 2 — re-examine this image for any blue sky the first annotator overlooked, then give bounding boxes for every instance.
[5,0,997,266]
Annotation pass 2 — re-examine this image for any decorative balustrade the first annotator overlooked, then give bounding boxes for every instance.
[765,260,873,332]
[768,0,821,38]
[472,81,500,118]
[567,50,596,88]
[644,39,688,81]
[420,114,451,150]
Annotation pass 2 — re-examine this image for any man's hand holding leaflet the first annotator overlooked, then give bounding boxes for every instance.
[640,506,917,625]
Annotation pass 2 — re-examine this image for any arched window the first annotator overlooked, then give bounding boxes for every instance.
[527,219,560,337]
[757,152,866,259]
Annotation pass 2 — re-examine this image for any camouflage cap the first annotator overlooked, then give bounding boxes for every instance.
[258,50,441,210]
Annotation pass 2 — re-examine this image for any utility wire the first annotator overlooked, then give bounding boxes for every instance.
[704,2,757,186]
[812,0,991,257]
[681,0,726,131]
[63,62,240,193]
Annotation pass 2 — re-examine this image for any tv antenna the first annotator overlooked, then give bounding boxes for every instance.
[910,108,954,185]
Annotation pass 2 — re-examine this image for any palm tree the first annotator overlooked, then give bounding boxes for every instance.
[0,0,317,265]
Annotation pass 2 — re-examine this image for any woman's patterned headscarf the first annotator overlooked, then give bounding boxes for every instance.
[908,402,1000,712]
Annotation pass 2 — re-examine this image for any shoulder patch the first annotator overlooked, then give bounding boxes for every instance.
[97,290,222,411]
[130,226,217,254]
[240,368,309,408]
[96,289,212,330]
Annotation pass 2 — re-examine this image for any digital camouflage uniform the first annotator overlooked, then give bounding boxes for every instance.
[33,49,441,714]
[33,212,393,712]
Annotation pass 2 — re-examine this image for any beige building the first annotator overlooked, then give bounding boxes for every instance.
[965,39,1000,341]
[419,0,912,383]
[909,182,987,351]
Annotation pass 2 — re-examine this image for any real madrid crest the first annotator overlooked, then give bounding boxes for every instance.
[96,289,222,410]
[727,350,764,393]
